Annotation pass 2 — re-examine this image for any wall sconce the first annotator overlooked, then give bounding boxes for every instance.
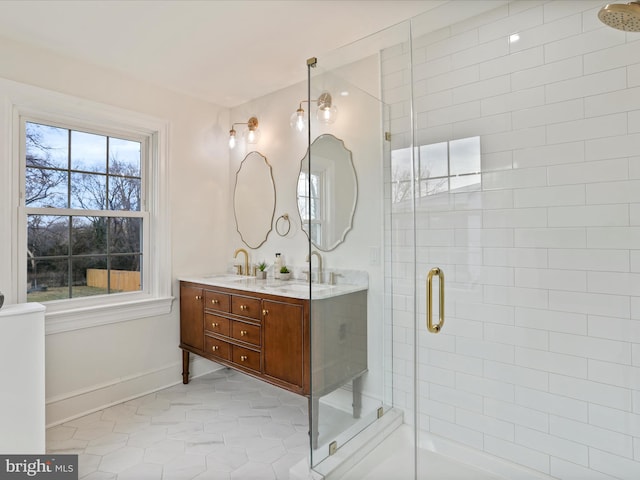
[290,91,338,132]
[229,116,260,149]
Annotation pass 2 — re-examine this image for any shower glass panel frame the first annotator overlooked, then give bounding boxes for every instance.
[306,58,393,470]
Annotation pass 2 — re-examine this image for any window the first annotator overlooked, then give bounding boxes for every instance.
[25,122,145,302]
[11,88,172,334]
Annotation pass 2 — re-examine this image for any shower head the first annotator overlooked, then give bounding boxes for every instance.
[598,1,640,31]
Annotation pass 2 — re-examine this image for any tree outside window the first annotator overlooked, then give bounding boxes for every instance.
[25,121,144,302]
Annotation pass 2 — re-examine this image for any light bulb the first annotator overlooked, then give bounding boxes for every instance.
[228,130,236,149]
[246,127,260,144]
[316,91,337,125]
[316,104,338,124]
[290,108,306,132]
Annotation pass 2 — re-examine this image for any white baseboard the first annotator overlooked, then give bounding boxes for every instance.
[46,355,220,427]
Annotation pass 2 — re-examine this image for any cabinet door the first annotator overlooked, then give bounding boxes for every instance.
[263,300,305,389]
[180,284,204,350]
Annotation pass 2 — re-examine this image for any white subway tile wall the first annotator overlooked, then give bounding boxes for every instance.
[385,1,640,478]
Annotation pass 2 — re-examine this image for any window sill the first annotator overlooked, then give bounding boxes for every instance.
[44,295,174,335]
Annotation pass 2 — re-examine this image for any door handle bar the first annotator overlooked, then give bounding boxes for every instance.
[426,267,444,334]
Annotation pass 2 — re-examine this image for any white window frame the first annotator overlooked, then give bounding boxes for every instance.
[298,169,325,246]
[8,83,172,335]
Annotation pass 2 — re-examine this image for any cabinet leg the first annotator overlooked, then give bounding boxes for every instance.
[309,396,319,450]
[182,350,190,384]
[352,375,363,419]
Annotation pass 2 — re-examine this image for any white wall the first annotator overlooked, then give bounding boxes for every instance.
[384,1,640,479]
[0,35,229,425]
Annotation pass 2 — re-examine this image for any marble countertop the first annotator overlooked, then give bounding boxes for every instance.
[179,273,367,300]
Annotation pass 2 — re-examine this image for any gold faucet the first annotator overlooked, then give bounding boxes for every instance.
[233,248,249,276]
[305,250,323,283]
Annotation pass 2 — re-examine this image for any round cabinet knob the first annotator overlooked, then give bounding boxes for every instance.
[240,305,247,311]
[240,330,247,336]
[212,322,219,328]
[195,295,202,300]
[211,299,219,304]
[240,355,248,362]
[212,345,219,351]
[262,309,268,316]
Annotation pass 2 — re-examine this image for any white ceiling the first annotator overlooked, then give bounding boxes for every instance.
[0,0,445,107]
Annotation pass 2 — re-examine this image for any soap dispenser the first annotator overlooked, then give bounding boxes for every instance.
[274,253,282,279]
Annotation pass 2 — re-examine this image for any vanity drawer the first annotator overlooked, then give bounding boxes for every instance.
[205,314,230,336]
[231,295,262,320]
[205,335,231,361]
[232,345,261,372]
[231,321,261,347]
[205,290,230,313]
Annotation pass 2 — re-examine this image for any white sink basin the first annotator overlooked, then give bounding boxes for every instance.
[201,274,242,281]
[279,283,333,294]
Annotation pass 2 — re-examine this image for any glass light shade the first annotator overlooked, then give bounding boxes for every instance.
[290,108,306,132]
[246,127,261,144]
[316,104,338,124]
[228,130,237,149]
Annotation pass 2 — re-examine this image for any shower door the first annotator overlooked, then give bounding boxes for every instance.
[410,136,489,478]
[407,6,523,476]
[390,123,488,480]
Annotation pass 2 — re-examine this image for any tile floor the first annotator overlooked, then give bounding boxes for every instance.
[46,369,506,480]
[46,369,311,480]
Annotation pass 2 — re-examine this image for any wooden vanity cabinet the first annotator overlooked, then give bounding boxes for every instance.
[179,281,310,395]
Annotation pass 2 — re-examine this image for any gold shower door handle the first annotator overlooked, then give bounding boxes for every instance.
[426,267,444,334]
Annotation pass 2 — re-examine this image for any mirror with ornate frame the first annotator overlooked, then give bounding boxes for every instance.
[234,151,275,249]
[297,134,357,251]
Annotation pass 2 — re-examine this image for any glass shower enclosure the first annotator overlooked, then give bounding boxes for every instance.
[307,1,640,480]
